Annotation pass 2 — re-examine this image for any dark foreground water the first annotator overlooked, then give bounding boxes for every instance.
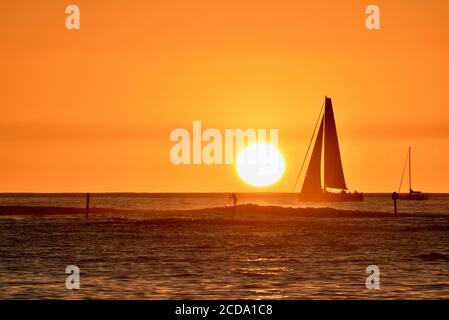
[0,193,448,299]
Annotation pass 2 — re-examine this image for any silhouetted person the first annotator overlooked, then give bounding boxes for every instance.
[232,193,237,206]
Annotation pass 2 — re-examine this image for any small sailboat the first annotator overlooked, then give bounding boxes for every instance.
[397,147,428,200]
[295,97,363,202]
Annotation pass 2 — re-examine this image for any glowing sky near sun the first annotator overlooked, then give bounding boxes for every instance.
[0,0,448,192]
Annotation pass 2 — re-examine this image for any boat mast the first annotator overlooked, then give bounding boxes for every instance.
[323,97,326,193]
[409,146,412,192]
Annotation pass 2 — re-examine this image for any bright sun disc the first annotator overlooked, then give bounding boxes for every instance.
[236,143,285,187]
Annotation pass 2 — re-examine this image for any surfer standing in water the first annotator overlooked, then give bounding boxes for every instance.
[231,193,238,206]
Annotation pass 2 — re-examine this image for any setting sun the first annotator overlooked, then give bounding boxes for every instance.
[236,143,285,187]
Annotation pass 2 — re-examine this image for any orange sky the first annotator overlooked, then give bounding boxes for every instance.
[0,0,448,192]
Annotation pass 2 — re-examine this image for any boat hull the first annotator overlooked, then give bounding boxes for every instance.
[298,192,364,202]
[398,193,428,201]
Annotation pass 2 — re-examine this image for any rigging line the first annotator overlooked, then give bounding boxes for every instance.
[292,101,325,192]
[398,150,409,193]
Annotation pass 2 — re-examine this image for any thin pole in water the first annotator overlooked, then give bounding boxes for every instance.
[85,193,90,218]
[392,192,398,217]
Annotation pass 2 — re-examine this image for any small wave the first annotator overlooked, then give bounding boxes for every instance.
[413,253,449,261]
[1,203,447,219]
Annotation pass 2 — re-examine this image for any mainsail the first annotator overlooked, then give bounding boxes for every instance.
[323,97,347,190]
[301,118,323,194]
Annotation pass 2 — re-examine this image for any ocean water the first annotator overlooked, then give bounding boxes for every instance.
[0,193,448,214]
[0,193,448,299]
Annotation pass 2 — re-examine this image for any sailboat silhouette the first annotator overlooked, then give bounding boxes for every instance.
[397,147,428,200]
[297,97,363,202]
